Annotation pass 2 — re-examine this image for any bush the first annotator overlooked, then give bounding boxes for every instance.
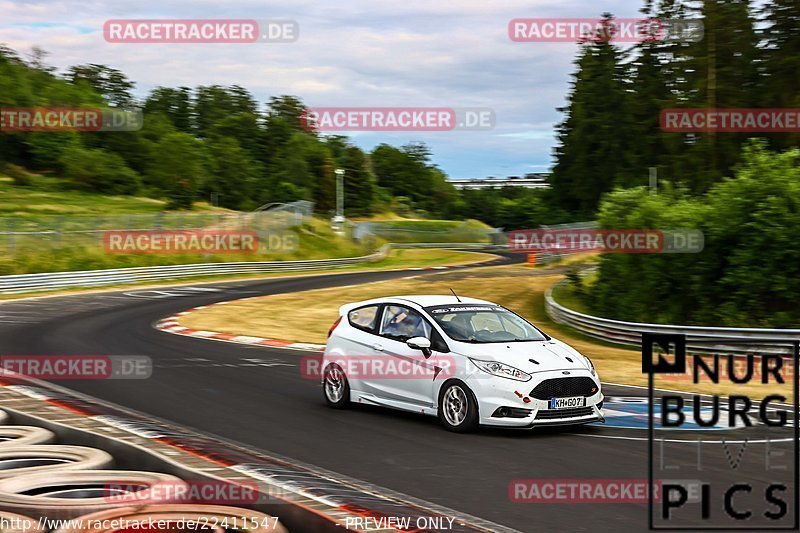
[588,141,800,327]
[4,164,33,186]
[61,148,141,195]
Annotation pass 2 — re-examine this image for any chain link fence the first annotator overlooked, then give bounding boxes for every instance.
[0,201,312,256]
[353,220,499,244]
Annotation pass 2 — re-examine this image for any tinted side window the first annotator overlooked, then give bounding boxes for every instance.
[348,305,380,332]
[380,305,431,341]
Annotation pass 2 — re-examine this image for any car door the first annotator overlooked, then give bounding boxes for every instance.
[371,304,445,407]
[338,304,383,395]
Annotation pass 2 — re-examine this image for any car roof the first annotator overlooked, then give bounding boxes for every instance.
[395,295,497,307]
[350,295,497,308]
[338,295,501,317]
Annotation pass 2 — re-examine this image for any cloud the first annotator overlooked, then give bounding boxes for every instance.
[0,0,644,178]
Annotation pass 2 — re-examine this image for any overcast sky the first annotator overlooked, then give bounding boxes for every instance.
[2,0,648,179]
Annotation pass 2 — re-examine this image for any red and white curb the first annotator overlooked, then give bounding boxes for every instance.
[156,306,327,352]
[154,261,494,352]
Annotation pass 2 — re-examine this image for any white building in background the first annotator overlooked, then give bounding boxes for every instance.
[449,173,550,190]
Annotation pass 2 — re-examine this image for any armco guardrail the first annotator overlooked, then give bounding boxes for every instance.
[545,282,799,355]
[0,243,502,294]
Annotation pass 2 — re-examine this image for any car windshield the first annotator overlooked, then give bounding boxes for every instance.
[424,304,548,343]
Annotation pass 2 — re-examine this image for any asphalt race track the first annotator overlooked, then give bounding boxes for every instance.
[0,254,796,532]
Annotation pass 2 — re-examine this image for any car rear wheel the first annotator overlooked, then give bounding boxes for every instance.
[438,381,478,432]
[323,364,350,409]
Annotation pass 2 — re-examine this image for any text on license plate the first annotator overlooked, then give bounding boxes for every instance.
[549,396,585,409]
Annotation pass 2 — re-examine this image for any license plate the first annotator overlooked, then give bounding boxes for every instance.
[549,396,585,409]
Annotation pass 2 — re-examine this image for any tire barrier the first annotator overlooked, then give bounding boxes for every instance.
[0,446,113,479]
[0,510,43,533]
[0,427,55,448]
[53,505,289,533]
[0,373,514,532]
[0,409,10,425]
[0,471,187,519]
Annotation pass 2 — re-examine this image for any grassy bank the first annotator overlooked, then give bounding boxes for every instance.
[0,170,221,219]
[0,217,372,275]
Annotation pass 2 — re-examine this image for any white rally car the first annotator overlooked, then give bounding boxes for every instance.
[321,295,604,432]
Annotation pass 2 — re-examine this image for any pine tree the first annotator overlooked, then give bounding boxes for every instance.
[550,15,631,216]
[672,0,760,191]
[760,0,800,149]
[625,0,691,185]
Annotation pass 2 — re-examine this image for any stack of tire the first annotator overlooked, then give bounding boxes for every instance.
[0,409,287,532]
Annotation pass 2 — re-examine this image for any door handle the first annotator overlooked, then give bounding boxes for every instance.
[372,343,384,352]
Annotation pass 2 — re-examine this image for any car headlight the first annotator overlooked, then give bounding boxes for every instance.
[585,356,596,376]
[469,358,531,382]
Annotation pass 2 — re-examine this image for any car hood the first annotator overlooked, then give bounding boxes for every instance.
[452,339,591,374]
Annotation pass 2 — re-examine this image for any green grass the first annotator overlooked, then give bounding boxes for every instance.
[0,217,373,275]
[550,279,593,315]
[372,219,490,231]
[0,170,490,275]
[0,171,378,274]
[365,218,494,243]
[0,172,222,220]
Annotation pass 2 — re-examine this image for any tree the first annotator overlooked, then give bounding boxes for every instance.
[195,85,258,139]
[143,87,193,133]
[67,64,135,107]
[61,148,141,195]
[24,131,81,171]
[371,143,431,203]
[311,144,337,214]
[623,0,686,186]
[145,133,208,208]
[550,15,631,216]
[340,146,375,216]
[266,95,309,131]
[670,0,761,191]
[589,142,800,327]
[760,0,800,149]
[204,136,258,209]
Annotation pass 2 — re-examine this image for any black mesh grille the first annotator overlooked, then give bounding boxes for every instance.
[529,377,597,400]
[536,406,595,420]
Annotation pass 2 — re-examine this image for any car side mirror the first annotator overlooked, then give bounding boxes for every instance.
[407,337,432,357]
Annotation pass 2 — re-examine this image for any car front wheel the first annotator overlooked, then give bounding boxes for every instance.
[438,381,479,432]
